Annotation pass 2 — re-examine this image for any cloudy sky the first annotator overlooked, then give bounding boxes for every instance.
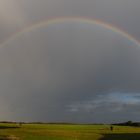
[0,0,140,123]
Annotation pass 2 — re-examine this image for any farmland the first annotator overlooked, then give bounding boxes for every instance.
[0,123,140,139]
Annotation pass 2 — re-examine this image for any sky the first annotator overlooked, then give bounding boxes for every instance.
[0,0,140,123]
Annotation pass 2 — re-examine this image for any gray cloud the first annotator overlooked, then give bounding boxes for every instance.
[0,0,140,123]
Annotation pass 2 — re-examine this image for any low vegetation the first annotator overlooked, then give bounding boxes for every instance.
[0,123,140,139]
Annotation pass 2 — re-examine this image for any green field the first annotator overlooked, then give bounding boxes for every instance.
[0,123,140,140]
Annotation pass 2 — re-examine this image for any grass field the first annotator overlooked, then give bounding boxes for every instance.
[0,123,140,140]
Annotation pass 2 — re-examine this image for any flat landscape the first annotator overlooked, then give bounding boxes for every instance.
[0,123,140,140]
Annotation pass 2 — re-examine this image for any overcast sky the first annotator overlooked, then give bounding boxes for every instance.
[0,0,140,123]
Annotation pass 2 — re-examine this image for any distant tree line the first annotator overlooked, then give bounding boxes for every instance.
[113,121,140,127]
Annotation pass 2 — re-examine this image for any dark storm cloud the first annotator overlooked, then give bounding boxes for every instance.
[67,92,140,122]
[0,21,140,123]
[0,0,140,123]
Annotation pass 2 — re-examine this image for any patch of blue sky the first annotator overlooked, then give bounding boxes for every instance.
[110,92,140,105]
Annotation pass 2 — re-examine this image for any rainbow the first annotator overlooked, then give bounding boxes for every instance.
[1,17,140,48]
